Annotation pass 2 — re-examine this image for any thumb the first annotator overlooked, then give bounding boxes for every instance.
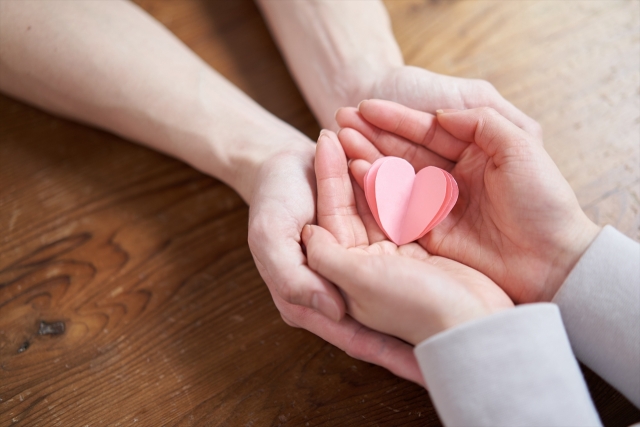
[302,224,365,295]
[315,130,368,248]
[302,224,346,272]
[436,107,538,166]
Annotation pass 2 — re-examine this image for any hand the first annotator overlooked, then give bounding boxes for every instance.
[302,130,513,346]
[247,144,424,384]
[336,101,601,303]
[351,66,542,138]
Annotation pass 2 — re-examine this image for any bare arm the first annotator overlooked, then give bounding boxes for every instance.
[0,0,311,202]
[256,0,540,135]
[0,0,425,385]
[255,0,403,129]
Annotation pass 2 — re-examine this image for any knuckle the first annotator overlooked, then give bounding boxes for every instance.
[529,120,544,139]
[344,329,376,363]
[371,127,383,145]
[345,346,367,361]
[478,106,499,117]
[476,108,500,135]
[280,312,300,328]
[247,215,269,251]
[474,108,503,148]
[278,276,303,305]
[305,243,321,271]
[476,79,496,92]
[507,142,533,157]
[402,143,420,167]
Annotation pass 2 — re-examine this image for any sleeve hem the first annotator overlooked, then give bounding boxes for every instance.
[415,304,601,426]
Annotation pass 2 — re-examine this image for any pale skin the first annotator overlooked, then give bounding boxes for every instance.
[1,0,541,383]
[251,1,545,381]
[336,102,601,304]
[305,105,601,350]
[303,130,513,346]
[256,0,541,136]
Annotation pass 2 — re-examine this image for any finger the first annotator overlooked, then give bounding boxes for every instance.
[352,176,387,243]
[316,130,369,248]
[347,160,389,243]
[303,224,386,295]
[436,107,538,167]
[336,106,376,138]
[337,119,453,172]
[348,159,369,190]
[250,231,346,323]
[273,296,424,385]
[464,82,543,140]
[337,126,383,165]
[302,224,359,286]
[343,319,424,386]
[358,99,469,162]
[405,73,542,140]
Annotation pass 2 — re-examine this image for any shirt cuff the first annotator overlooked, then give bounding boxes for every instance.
[415,304,601,427]
[552,225,640,407]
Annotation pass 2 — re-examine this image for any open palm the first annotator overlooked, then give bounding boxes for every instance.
[307,130,512,346]
[336,101,599,303]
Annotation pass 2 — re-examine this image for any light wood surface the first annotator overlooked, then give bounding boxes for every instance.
[1,1,639,426]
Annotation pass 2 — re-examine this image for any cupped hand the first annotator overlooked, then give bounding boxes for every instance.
[303,130,513,346]
[336,101,600,303]
[248,146,344,322]
[247,144,423,384]
[352,66,542,138]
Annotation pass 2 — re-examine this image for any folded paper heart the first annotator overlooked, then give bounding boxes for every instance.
[364,157,458,246]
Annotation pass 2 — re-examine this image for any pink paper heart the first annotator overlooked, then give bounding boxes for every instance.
[417,170,459,239]
[364,157,457,246]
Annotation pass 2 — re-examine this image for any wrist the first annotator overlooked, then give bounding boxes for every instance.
[542,214,601,301]
[412,304,509,346]
[176,70,316,203]
[203,120,315,204]
[257,0,403,129]
[309,54,405,130]
[342,62,403,111]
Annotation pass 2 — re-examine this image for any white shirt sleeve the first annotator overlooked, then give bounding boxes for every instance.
[552,225,640,408]
[414,304,602,427]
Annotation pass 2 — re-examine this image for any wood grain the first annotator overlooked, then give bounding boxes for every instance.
[1,1,638,426]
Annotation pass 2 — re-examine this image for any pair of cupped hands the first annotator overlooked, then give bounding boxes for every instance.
[249,72,599,385]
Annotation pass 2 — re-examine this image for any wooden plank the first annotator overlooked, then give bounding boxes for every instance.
[386,0,640,241]
[1,1,638,425]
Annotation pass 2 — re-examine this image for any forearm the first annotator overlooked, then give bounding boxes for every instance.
[256,0,403,129]
[0,0,312,202]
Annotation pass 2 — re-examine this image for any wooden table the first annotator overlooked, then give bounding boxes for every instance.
[1,1,639,425]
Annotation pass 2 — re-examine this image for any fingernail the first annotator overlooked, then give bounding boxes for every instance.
[357,99,368,109]
[436,108,460,115]
[334,108,342,120]
[318,130,329,143]
[311,292,341,322]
